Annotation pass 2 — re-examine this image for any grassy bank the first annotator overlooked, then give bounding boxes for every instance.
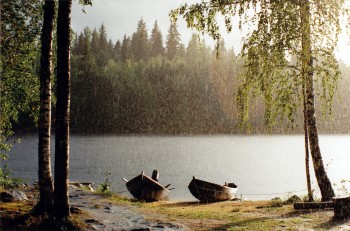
[107,194,349,230]
[0,187,90,231]
[2,187,350,230]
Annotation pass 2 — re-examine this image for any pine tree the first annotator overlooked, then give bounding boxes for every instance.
[107,39,114,60]
[121,35,132,63]
[131,18,149,61]
[74,28,92,56]
[113,40,122,62]
[186,34,200,63]
[166,21,181,60]
[96,24,109,67]
[150,21,165,57]
[99,23,108,51]
[91,29,99,55]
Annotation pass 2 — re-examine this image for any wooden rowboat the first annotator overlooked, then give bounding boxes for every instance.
[122,171,171,202]
[188,177,238,202]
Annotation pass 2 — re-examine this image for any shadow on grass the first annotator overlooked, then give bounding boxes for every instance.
[0,213,31,231]
[210,210,346,231]
[281,208,333,218]
[315,217,350,230]
[1,212,89,231]
[209,217,272,231]
[162,200,228,208]
[278,209,350,230]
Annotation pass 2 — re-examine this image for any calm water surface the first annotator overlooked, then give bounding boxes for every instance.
[5,134,350,201]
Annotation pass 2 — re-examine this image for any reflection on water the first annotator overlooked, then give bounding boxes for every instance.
[5,134,350,201]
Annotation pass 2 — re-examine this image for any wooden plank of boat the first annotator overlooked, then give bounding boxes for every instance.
[123,171,170,202]
[188,176,238,202]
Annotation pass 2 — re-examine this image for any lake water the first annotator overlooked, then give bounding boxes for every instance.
[4,134,350,201]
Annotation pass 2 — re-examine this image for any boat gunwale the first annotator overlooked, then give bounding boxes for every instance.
[188,177,238,202]
[189,177,238,190]
[139,173,171,192]
[125,172,170,192]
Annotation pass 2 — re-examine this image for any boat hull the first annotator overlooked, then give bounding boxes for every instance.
[188,177,238,202]
[125,173,169,202]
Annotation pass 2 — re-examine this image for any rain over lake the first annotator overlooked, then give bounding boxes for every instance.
[6,134,350,201]
[4,0,350,230]
[3,0,350,206]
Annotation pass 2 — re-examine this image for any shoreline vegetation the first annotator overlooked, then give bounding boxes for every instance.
[1,185,350,230]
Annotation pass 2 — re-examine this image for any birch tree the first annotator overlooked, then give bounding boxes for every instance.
[54,0,72,218]
[54,0,92,219]
[171,0,349,201]
[35,0,55,215]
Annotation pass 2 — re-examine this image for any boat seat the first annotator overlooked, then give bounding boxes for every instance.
[152,169,159,181]
[227,183,238,188]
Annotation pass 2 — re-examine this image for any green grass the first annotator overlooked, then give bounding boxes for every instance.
[0,192,91,231]
[3,189,344,231]
[106,194,345,230]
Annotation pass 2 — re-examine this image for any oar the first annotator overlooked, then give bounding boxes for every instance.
[165,184,175,190]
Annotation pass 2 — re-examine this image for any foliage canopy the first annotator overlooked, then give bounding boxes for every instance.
[0,0,42,187]
[171,0,349,130]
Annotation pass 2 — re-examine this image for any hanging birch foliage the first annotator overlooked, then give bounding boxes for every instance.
[171,0,348,129]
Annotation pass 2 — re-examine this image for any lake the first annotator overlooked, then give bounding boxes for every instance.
[4,134,350,201]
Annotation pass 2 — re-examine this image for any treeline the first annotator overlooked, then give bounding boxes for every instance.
[9,18,350,135]
[70,19,350,134]
[70,20,242,134]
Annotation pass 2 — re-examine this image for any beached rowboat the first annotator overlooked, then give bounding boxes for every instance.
[188,177,238,202]
[122,171,171,201]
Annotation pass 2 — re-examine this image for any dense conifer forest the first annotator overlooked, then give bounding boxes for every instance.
[69,20,242,134]
[12,19,350,134]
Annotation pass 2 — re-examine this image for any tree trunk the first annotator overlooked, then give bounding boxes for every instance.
[302,80,313,202]
[54,0,72,219]
[301,0,335,202]
[333,196,350,220]
[303,85,314,202]
[36,0,55,215]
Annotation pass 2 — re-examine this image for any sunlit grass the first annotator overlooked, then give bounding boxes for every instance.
[1,188,344,230]
[0,200,33,214]
[0,193,90,231]
[106,194,342,230]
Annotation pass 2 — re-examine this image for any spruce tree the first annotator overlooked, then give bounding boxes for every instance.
[166,21,181,60]
[91,29,99,55]
[186,34,200,63]
[131,18,149,61]
[96,24,109,67]
[150,21,165,57]
[113,40,122,62]
[121,35,132,63]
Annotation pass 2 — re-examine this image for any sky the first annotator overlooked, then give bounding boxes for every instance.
[71,0,350,65]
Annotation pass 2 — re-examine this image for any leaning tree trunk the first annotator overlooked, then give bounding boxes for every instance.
[301,0,335,202]
[54,0,72,219]
[36,0,55,215]
[302,81,314,202]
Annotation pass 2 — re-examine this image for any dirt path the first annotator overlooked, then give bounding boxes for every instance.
[69,187,185,230]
